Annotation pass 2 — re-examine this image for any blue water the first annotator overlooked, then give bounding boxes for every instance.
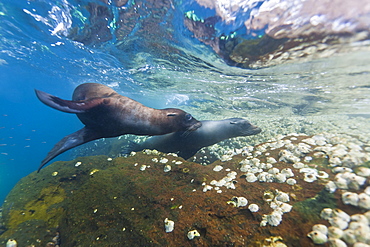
[1,0,370,203]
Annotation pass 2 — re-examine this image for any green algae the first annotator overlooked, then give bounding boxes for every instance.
[2,185,65,240]
[293,189,337,222]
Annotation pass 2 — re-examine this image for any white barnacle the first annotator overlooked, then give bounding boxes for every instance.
[265,173,275,183]
[164,218,174,233]
[355,167,370,177]
[342,192,359,206]
[302,138,316,145]
[258,172,269,182]
[274,173,287,183]
[231,196,248,207]
[327,238,347,247]
[248,203,259,212]
[332,208,350,222]
[281,168,294,178]
[266,157,277,164]
[328,217,349,230]
[6,239,17,247]
[279,203,292,213]
[365,186,370,195]
[139,165,147,171]
[213,165,223,172]
[303,173,317,183]
[187,230,200,240]
[307,230,328,244]
[245,173,258,183]
[293,162,305,169]
[267,210,283,226]
[304,156,313,162]
[358,193,370,210]
[312,224,328,235]
[203,185,213,193]
[268,167,280,174]
[286,178,297,185]
[325,181,337,193]
[328,157,342,167]
[279,150,300,163]
[225,182,236,190]
[159,157,168,164]
[348,174,367,190]
[320,208,333,220]
[332,167,350,173]
[316,171,329,179]
[327,226,343,239]
[275,190,290,203]
[350,214,369,225]
[164,164,171,172]
[342,229,357,245]
[334,175,349,190]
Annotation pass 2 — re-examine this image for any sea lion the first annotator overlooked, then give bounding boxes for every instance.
[123,118,261,159]
[35,83,202,171]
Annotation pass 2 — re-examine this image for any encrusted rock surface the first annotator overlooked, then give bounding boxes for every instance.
[0,134,369,246]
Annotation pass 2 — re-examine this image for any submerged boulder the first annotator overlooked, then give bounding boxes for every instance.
[0,134,368,246]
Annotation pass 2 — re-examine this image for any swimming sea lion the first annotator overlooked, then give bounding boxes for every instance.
[35,83,202,171]
[123,118,261,159]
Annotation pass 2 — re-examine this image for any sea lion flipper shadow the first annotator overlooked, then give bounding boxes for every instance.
[35,89,104,113]
[37,127,103,172]
[178,149,199,160]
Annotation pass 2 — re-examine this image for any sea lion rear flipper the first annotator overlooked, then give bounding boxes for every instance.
[35,89,104,113]
[37,127,103,172]
[178,149,200,160]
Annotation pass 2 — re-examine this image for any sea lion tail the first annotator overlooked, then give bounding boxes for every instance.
[37,127,103,172]
[35,89,89,113]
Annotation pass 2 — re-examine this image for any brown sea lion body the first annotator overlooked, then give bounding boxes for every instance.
[35,83,201,171]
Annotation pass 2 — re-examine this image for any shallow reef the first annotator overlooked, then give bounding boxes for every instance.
[0,133,369,246]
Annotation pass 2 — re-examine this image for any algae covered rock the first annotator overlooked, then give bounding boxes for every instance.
[0,134,368,246]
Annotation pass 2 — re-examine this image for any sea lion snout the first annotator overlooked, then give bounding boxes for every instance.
[179,113,202,132]
[249,124,262,135]
[187,120,202,131]
[228,118,262,136]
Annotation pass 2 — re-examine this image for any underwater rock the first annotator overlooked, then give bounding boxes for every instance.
[0,133,369,246]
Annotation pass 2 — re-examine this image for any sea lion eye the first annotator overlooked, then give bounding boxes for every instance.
[185,114,193,121]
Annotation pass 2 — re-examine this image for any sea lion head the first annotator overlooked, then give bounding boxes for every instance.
[164,108,202,132]
[228,118,262,136]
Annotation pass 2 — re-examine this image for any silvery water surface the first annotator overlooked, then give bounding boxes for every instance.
[0,0,369,203]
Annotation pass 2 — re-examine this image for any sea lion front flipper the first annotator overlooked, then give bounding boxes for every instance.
[35,89,104,113]
[178,149,200,160]
[37,127,103,172]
